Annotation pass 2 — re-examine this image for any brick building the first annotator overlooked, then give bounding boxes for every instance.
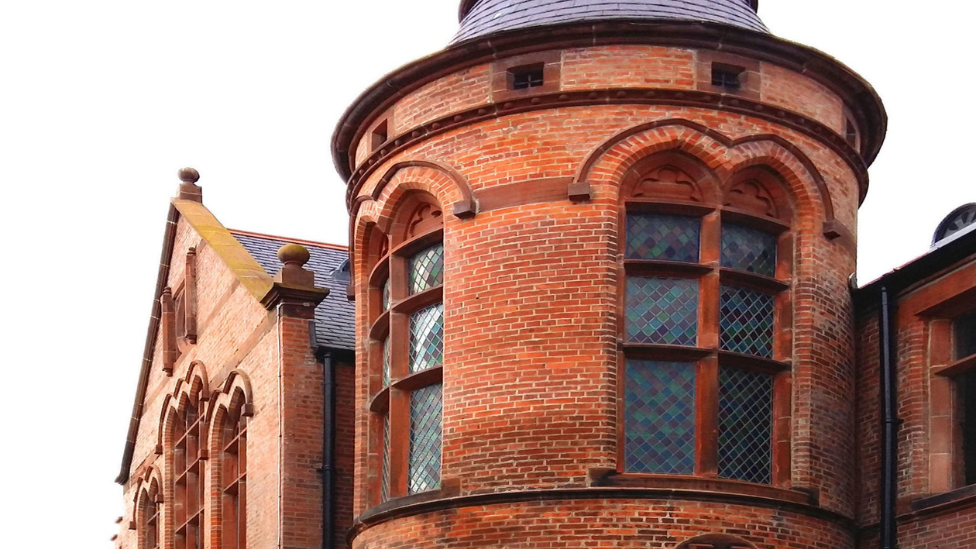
[115,1,976,549]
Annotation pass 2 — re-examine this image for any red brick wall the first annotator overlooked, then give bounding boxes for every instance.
[348,43,865,547]
[117,215,342,549]
[855,258,976,549]
[352,498,855,549]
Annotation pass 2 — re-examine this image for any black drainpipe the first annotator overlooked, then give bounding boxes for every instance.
[879,285,899,549]
[318,349,336,549]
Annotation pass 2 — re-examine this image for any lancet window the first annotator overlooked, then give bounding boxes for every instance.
[173,392,207,549]
[138,479,161,549]
[367,194,445,505]
[221,399,247,549]
[619,155,793,486]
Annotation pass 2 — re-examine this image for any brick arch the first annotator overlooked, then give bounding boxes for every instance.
[348,160,475,298]
[207,370,253,446]
[725,138,832,223]
[576,118,837,226]
[578,120,732,194]
[674,533,759,549]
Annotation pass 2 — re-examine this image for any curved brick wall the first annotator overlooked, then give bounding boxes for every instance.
[346,42,868,548]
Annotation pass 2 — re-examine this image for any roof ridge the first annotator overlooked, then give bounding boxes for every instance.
[228,228,348,252]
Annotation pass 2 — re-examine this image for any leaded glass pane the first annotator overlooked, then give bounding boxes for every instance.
[382,337,390,386]
[409,304,444,373]
[381,278,390,311]
[718,366,773,484]
[381,414,390,502]
[409,384,442,494]
[624,360,696,474]
[409,244,444,295]
[719,285,774,357]
[626,214,700,262]
[721,224,777,277]
[625,277,698,345]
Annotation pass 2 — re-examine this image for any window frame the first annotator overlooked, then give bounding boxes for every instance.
[930,305,976,490]
[220,400,247,549]
[172,392,207,549]
[614,154,793,487]
[138,480,161,549]
[366,193,445,507]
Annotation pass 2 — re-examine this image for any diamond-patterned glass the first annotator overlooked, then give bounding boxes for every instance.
[381,278,390,311]
[626,214,700,262]
[409,244,444,295]
[409,304,444,373]
[624,360,697,474]
[721,224,777,277]
[382,336,391,386]
[381,414,390,502]
[626,277,698,345]
[720,285,774,357]
[409,384,442,494]
[718,366,773,484]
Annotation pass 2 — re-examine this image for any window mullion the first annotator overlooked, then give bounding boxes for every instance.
[772,371,792,486]
[389,388,411,498]
[696,355,720,476]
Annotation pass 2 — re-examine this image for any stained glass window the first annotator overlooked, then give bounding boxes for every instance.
[381,414,390,502]
[409,303,444,373]
[626,277,698,346]
[625,360,697,474]
[721,224,777,277]
[409,244,444,295]
[626,214,700,262]
[409,384,442,494]
[381,278,390,311]
[720,285,774,358]
[718,366,773,484]
[382,337,390,386]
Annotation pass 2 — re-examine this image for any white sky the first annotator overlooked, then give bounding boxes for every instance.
[0,1,972,547]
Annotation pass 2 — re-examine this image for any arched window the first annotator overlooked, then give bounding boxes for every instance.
[618,155,792,486]
[173,392,207,549]
[138,479,161,549]
[367,193,444,505]
[220,398,247,549]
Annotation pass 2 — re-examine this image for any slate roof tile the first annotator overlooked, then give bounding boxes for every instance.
[453,0,767,43]
[232,231,356,352]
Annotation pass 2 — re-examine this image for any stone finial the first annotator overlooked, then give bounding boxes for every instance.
[274,243,315,287]
[277,243,311,267]
[178,167,203,202]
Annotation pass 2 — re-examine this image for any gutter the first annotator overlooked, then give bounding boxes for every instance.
[115,204,179,484]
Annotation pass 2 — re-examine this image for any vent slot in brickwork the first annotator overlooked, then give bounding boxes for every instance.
[711,63,744,91]
[509,64,544,90]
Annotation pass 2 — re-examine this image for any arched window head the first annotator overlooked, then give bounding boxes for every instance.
[138,479,161,549]
[220,395,247,549]
[618,154,793,487]
[723,167,794,223]
[172,390,206,549]
[366,191,444,506]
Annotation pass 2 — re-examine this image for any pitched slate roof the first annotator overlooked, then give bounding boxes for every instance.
[452,0,768,43]
[232,230,356,352]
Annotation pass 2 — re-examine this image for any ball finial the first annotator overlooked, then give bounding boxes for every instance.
[178,167,200,184]
[277,243,311,267]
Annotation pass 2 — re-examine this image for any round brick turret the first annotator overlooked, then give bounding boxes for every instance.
[334,1,886,547]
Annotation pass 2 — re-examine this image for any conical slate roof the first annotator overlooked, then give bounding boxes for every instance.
[453,0,767,43]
